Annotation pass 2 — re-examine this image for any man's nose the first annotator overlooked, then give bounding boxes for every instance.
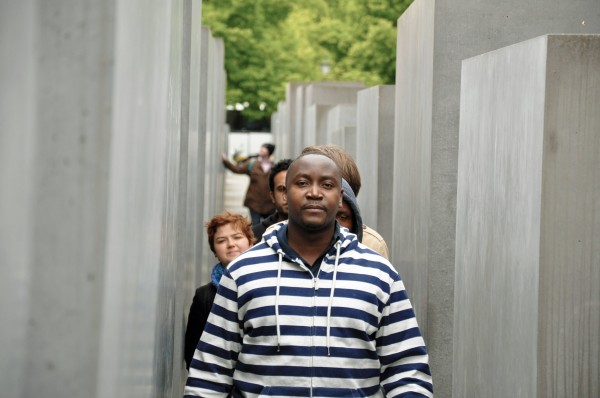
[307,183,322,198]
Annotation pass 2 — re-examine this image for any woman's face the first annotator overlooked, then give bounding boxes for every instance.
[213,223,251,267]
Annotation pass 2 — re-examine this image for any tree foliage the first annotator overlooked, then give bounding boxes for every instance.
[202,0,413,120]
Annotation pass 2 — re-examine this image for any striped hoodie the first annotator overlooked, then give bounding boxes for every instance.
[184,222,433,397]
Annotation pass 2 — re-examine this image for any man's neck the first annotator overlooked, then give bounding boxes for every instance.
[287,222,336,266]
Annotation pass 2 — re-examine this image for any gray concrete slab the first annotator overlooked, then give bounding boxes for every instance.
[1,1,117,397]
[293,83,308,156]
[272,100,294,159]
[304,104,333,148]
[0,2,228,397]
[199,30,228,282]
[324,104,356,145]
[355,85,395,232]
[393,0,434,343]
[455,34,600,397]
[304,81,364,106]
[301,82,364,149]
[341,126,357,160]
[1,2,41,397]
[394,0,600,394]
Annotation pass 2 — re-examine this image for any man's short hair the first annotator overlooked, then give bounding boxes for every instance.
[300,144,361,196]
[269,158,292,192]
[262,143,276,156]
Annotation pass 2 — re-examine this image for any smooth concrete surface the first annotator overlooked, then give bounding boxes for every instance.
[1,2,38,398]
[1,2,115,397]
[271,100,293,159]
[340,126,356,160]
[288,82,306,159]
[199,31,228,283]
[293,83,308,155]
[197,26,212,287]
[212,37,227,217]
[174,2,204,395]
[205,36,225,223]
[393,0,434,339]
[395,0,600,395]
[355,85,395,232]
[270,107,281,157]
[1,1,227,397]
[455,35,599,397]
[97,1,191,397]
[277,81,370,159]
[304,81,364,106]
[455,35,547,398]
[185,13,205,299]
[324,104,356,146]
[271,83,302,159]
[301,82,364,149]
[304,104,333,146]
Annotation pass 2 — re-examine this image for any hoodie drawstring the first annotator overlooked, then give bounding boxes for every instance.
[275,251,283,352]
[275,241,342,355]
[326,241,342,356]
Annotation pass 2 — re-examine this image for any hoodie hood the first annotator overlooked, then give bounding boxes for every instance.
[341,178,363,242]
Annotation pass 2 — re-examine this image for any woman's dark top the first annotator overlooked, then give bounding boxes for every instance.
[184,282,217,370]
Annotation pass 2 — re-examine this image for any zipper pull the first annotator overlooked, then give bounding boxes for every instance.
[313,277,319,291]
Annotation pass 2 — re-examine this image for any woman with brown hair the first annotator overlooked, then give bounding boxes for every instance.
[184,212,256,370]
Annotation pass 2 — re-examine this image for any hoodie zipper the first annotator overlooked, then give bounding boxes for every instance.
[268,226,344,397]
[310,272,320,397]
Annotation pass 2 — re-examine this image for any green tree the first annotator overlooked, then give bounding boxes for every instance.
[202,0,413,120]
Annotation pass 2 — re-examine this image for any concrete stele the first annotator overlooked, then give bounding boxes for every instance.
[455,34,600,398]
[301,82,364,149]
[324,104,356,146]
[394,0,600,394]
[355,85,395,233]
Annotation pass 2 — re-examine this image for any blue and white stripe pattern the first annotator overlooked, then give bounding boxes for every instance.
[184,222,433,397]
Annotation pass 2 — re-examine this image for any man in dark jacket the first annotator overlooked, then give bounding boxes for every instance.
[222,143,276,225]
[252,158,292,239]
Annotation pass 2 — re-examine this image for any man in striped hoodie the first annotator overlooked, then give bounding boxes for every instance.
[184,152,433,397]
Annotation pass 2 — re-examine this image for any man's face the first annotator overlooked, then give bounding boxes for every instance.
[286,154,342,231]
[270,170,288,217]
[259,146,269,158]
[336,199,353,231]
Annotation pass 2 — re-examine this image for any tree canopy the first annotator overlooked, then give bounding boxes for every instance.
[202,0,413,120]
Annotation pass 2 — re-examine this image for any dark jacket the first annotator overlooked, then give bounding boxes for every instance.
[184,282,217,370]
[252,211,281,240]
[223,158,275,215]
